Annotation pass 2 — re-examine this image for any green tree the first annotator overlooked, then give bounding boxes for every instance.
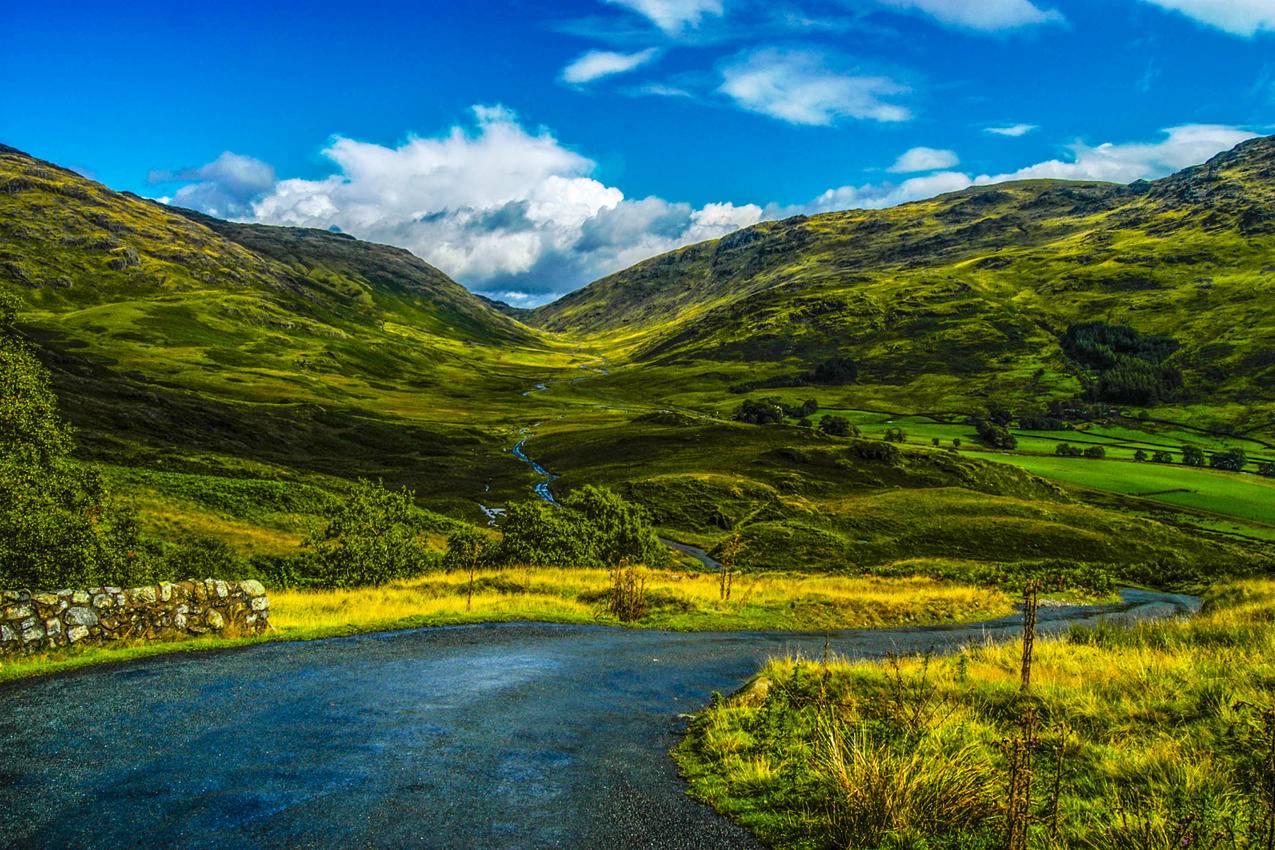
[1182,446,1206,467]
[0,292,146,589]
[818,416,855,437]
[811,356,858,385]
[493,499,595,567]
[443,527,488,611]
[563,485,668,568]
[1133,449,1148,462]
[1209,448,1247,472]
[306,479,433,587]
[974,418,1017,450]
[1083,446,1107,459]
[1151,450,1174,463]
[733,398,784,425]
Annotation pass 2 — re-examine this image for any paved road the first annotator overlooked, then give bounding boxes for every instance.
[0,590,1195,850]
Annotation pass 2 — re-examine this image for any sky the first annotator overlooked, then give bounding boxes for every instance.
[3,1,1273,305]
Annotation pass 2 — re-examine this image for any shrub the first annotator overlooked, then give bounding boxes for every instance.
[305,478,436,587]
[1133,449,1148,462]
[734,398,784,425]
[1258,461,1275,478]
[848,439,901,464]
[883,427,907,443]
[0,293,150,590]
[1183,446,1206,467]
[1084,445,1107,459]
[164,535,246,580]
[1210,448,1247,472]
[974,418,1017,450]
[1055,443,1082,457]
[488,486,667,569]
[818,416,856,437]
[811,356,858,386]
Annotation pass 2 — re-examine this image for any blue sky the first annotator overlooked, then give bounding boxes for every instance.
[4,0,1273,304]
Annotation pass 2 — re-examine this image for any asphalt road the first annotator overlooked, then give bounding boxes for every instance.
[0,589,1196,849]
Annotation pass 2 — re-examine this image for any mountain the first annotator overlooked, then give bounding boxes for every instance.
[533,136,1275,437]
[0,138,1271,576]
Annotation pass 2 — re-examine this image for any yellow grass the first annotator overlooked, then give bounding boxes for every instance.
[0,567,1010,682]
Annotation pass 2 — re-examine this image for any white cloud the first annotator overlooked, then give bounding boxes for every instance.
[875,0,1064,30]
[562,48,659,84]
[165,119,1255,304]
[889,146,959,173]
[974,124,1258,184]
[203,105,761,301]
[718,48,911,125]
[779,171,974,216]
[986,123,1038,137]
[150,151,276,218]
[1138,0,1275,37]
[629,82,695,98]
[604,0,723,33]
[778,123,1256,217]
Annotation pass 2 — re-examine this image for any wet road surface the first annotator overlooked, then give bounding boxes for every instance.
[0,589,1195,849]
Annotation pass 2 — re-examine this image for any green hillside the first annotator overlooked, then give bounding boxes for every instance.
[0,139,1271,585]
[534,137,1275,441]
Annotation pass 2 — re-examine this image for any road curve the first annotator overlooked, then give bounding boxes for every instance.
[0,589,1195,850]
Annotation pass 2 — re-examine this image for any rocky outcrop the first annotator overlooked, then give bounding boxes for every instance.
[0,579,269,655]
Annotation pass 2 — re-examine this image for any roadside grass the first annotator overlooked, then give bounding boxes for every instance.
[0,568,1010,684]
[674,579,1275,850]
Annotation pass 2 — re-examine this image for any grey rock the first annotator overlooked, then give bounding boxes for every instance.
[65,607,99,627]
[67,625,89,643]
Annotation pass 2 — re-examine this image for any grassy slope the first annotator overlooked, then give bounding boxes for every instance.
[534,137,1275,441]
[673,581,1275,846]
[674,579,1275,849]
[0,140,1271,586]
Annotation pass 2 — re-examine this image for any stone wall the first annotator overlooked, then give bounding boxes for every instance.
[0,579,270,655]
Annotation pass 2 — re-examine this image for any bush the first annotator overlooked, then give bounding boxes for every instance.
[487,486,668,569]
[848,439,901,464]
[973,418,1017,450]
[1183,446,1206,467]
[819,416,856,437]
[1152,450,1174,463]
[734,398,785,425]
[1055,443,1082,457]
[0,293,151,590]
[164,535,247,580]
[1133,449,1148,462]
[1258,461,1275,478]
[1210,448,1247,472]
[305,479,436,587]
[811,356,858,386]
[1083,445,1107,459]
[883,427,907,443]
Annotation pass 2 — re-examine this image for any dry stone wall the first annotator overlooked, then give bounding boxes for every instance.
[0,579,270,655]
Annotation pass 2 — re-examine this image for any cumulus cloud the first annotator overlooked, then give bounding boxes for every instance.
[977,123,1258,183]
[986,123,1038,137]
[889,146,959,173]
[774,123,1255,217]
[150,151,276,218]
[875,0,1064,30]
[1138,0,1275,37]
[192,105,761,302]
[604,0,723,33]
[718,48,911,125]
[165,119,1254,305]
[562,48,659,84]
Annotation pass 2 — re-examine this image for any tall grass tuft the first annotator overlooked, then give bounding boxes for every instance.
[816,724,999,846]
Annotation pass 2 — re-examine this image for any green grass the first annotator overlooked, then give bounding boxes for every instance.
[674,578,1275,850]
